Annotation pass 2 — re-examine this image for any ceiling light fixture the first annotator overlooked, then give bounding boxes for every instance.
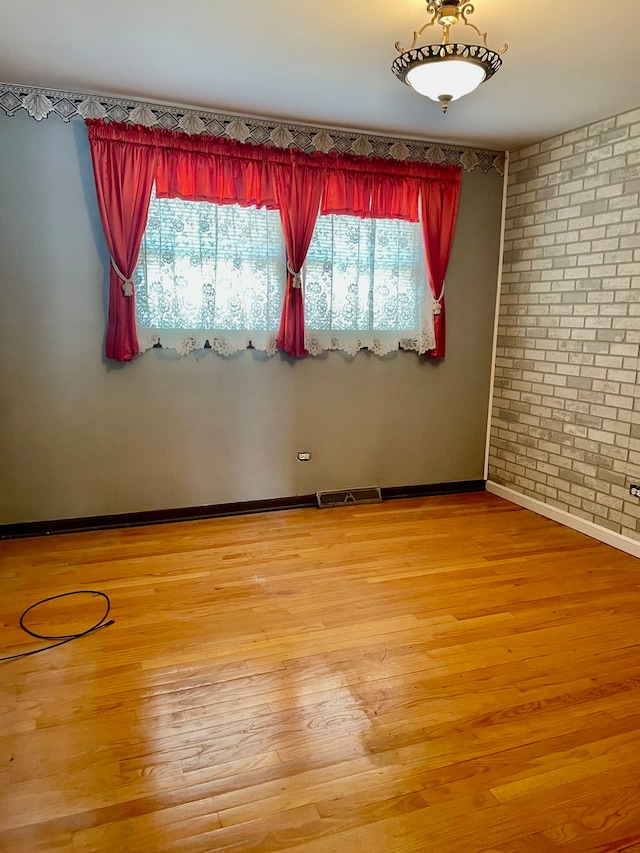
[392,1,507,113]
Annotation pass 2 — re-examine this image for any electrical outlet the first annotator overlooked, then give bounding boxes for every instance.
[297,451,312,462]
[630,484,640,497]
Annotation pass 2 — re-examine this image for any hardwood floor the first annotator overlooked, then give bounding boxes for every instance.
[2,492,640,852]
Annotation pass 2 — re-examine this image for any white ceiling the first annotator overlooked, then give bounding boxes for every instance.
[1,0,639,151]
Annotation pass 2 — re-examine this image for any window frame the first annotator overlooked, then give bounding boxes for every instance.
[133,196,435,358]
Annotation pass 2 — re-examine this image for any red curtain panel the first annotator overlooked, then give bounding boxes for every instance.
[420,175,462,358]
[273,162,324,357]
[86,121,158,361]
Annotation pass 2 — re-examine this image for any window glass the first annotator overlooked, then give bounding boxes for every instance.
[134,194,433,357]
[134,190,285,354]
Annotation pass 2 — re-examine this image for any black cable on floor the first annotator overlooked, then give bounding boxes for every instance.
[0,590,114,662]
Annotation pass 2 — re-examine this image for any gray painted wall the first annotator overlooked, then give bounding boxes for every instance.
[0,110,503,523]
[488,107,640,541]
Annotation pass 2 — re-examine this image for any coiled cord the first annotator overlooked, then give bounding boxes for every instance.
[0,590,114,662]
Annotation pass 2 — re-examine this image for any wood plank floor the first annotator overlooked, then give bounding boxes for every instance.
[2,493,640,852]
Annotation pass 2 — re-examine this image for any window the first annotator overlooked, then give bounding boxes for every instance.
[88,119,459,361]
[134,190,285,355]
[303,214,431,356]
[134,194,434,357]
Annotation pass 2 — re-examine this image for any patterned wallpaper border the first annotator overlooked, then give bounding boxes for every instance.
[0,81,505,175]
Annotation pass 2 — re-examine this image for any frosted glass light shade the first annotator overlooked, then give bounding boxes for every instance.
[406,58,486,102]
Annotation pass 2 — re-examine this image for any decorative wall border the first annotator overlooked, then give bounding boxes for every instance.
[0,81,505,175]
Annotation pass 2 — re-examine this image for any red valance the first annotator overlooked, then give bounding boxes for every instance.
[86,120,459,216]
[86,119,461,360]
[156,148,278,208]
[86,121,459,179]
[321,172,421,220]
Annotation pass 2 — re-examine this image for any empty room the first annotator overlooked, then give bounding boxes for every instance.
[2,1,640,850]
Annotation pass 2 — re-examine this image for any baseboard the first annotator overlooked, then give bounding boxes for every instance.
[0,480,485,540]
[486,480,640,559]
[381,480,485,500]
[0,494,316,539]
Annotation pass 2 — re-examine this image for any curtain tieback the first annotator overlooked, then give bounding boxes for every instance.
[111,257,135,297]
[287,262,303,290]
[433,282,445,315]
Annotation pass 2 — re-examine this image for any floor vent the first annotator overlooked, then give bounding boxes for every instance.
[316,487,382,509]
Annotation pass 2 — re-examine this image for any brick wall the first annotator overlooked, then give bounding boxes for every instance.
[488,108,640,540]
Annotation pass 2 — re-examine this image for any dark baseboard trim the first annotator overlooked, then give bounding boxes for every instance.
[0,494,317,540]
[381,480,485,500]
[0,480,485,540]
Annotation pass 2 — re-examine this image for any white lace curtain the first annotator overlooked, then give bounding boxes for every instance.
[135,193,285,356]
[303,214,434,357]
[134,191,435,357]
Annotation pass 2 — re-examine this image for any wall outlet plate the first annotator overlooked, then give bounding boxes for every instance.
[630,484,640,497]
[297,451,312,462]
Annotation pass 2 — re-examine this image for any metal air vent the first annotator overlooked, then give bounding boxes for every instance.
[316,487,382,509]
